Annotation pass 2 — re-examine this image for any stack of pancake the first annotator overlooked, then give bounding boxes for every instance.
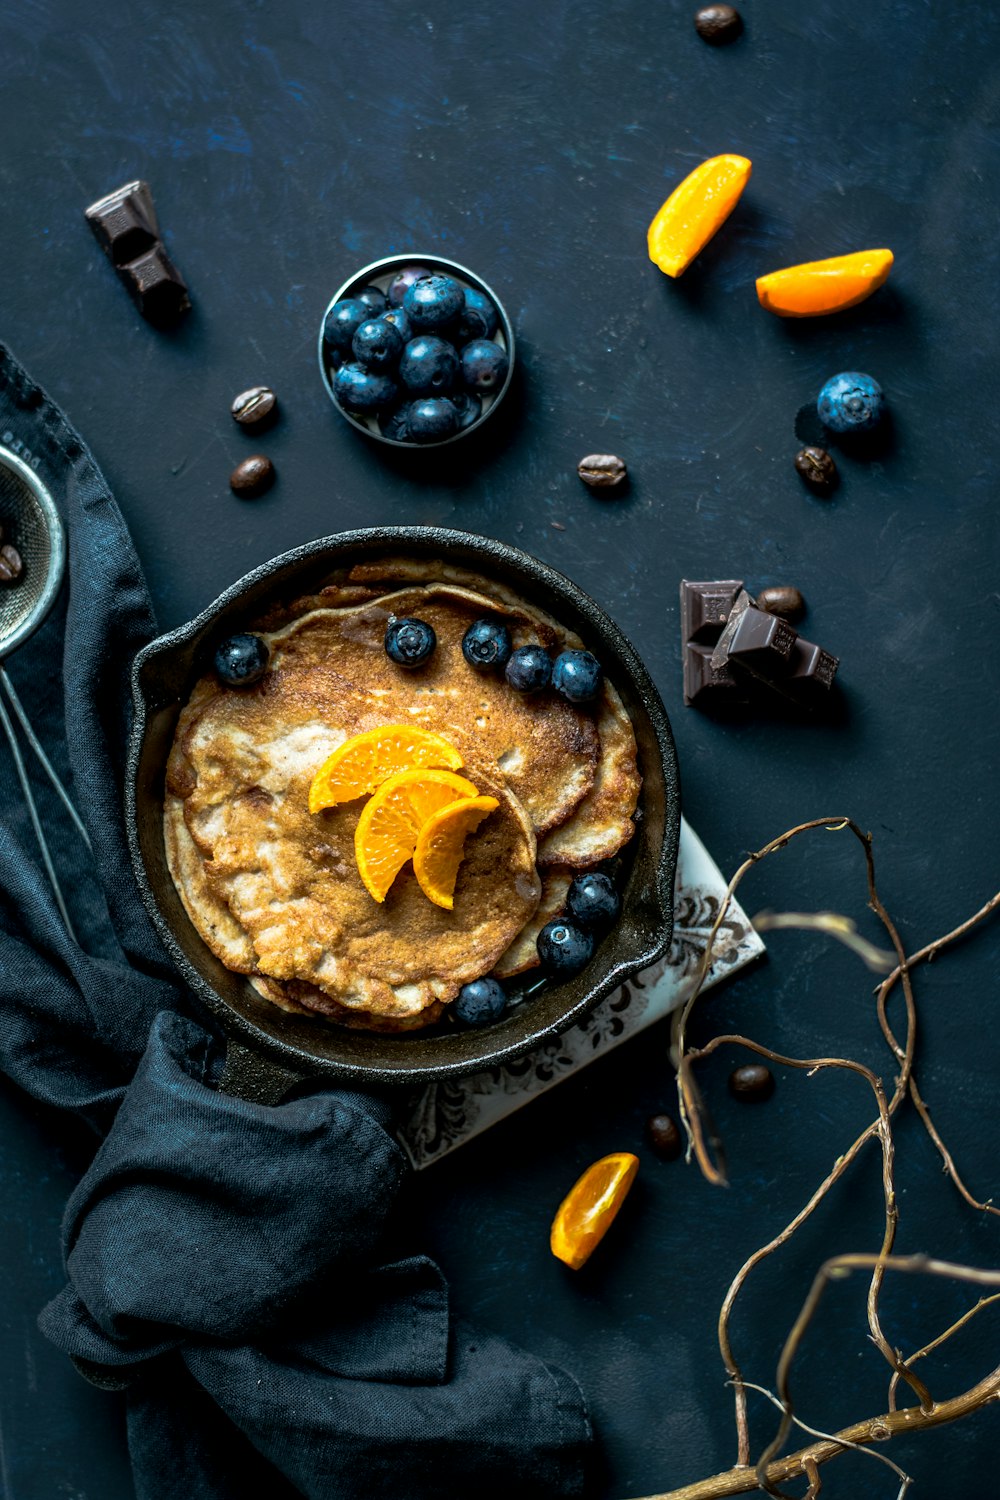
[164,559,641,1031]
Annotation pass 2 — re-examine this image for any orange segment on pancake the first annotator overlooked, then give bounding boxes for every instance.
[353,768,479,902]
[308,724,463,813]
[413,795,500,910]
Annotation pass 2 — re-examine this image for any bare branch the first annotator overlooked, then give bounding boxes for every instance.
[738,1381,911,1494]
[626,1356,1000,1499]
[888,1293,1000,1411]
[751,910,895,972]
[756,1254,1000,1496]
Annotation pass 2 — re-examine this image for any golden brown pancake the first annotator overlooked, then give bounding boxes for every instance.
[164,567,642,1030]
[537,681,641,867]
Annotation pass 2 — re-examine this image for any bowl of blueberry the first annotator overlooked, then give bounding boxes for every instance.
[318,255,515,448]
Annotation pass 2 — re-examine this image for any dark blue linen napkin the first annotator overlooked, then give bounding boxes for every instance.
[0,344,593,1499]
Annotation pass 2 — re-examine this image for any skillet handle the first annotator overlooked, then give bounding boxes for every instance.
[218,1037,311,1106]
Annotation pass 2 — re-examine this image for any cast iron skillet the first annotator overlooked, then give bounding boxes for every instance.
[126,527,681,1098]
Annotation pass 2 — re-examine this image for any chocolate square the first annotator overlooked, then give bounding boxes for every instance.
[711,592,796,673]
[683,644,751,707]
[117,247,191,324]
[680,579,744,644]
[86,180,160,265]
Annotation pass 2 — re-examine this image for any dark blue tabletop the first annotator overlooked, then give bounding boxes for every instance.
[2,1,999,1496]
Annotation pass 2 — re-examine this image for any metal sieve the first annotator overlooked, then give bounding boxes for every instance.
[0,445,91,940]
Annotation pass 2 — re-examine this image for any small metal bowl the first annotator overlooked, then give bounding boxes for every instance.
[127,527,680,1093]
[317,255,515,449]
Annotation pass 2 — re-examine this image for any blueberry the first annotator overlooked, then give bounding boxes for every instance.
[356,284,387,315]
[404,272,465,330]
[456,287,499,344]
[333,362,398,413]
[408,398,459,443]
[322,298,368,355]
[536,919,595,976]
[385,615,436,667]
[461,338,509,394]
[399,335,460,396]
[567,872,621,930]
[450,390,482,431]
[453,977,507,1026]
[214,633,269,687]
[817,372,886,434]
[379,403,411,442]
[462,617,513,672]
[551,649,603,704]
[386,264,432,307]
[380,306,412,342]
[505,645,551,694]
[352,317,404,373]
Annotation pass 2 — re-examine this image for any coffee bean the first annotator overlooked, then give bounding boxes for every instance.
[757,585,806,624]
[231,385,278,429]
[578,453,627,490]
[694,5,743,44]
[794,446,838,493]
[645,1113,682,1160]
[229,454,275,498]
[728,1064,775,1102]
[0,543,24,583]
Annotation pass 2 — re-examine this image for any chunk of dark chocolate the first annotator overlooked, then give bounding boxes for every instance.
[680,579,743,644]
[117,246,190,325]
[683,644,751,707]
[85,179,190,323]
[85,180,159,266]
[682,579,839,711]
[680,580,749,706]
[710,591,795,674]
[783,638,840,699]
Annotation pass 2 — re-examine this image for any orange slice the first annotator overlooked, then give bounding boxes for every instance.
[550,1152,639,1271]
[647,154,752,278]
[412,795,500,910]
[354,768,478,903]
[756,248,893,317]
[309,725,463,814]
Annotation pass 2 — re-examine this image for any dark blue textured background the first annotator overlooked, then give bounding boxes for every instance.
[1,1,999,1495]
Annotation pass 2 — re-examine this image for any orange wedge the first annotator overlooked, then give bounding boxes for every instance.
[309,725,463,814]
[550,1152,639,1271]
[354,768,478,903]
[647,154,752,278]
[412,795,500,910]
[756,248,893,317]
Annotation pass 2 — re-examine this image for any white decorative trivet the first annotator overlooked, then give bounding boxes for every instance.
[397,817,763,1168]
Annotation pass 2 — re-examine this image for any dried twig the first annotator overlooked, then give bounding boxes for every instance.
[737,1381,911,1495]
[751,910,895,972]
[665,817,1000,1489]
[755,1254,1000,1498]
[887,1292,1000,1411]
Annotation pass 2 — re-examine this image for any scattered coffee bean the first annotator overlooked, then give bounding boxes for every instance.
[0,543,24,583]
[229,454,275,498]
[231,385,278,429]
[728,1064,775,1101]
[646,1113,682,1160]
[794,446,838,493]
[578,453,628,490]
[757,585,806,624]
[694,4,743,44]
